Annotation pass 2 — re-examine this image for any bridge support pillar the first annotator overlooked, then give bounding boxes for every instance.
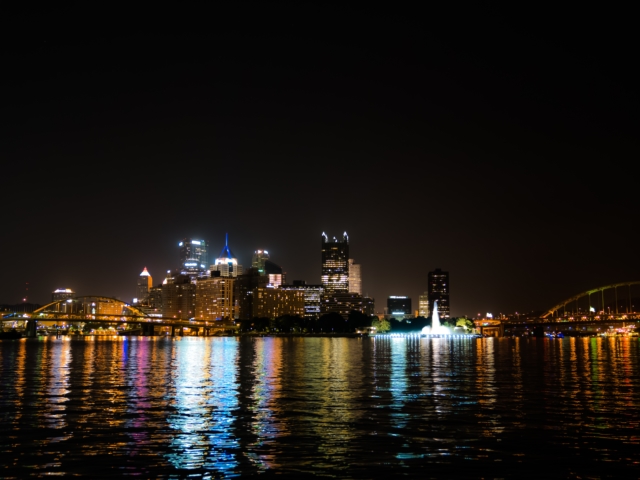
[142,323,155,336]
[25,319,37,338]
[171,326,176,337]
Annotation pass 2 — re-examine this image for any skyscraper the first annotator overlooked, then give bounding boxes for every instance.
[387,296,412,315]
[179,238,209,276]
[428,268,450,318]
[136,267,153,304]
[348,259,361,295]
[251,250,270,275]
[418,292,430,317]
[211,234,243,277]
[321,231,349,294]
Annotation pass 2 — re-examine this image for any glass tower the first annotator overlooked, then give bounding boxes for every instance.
[428,268,450,318]
[179,238,209,275]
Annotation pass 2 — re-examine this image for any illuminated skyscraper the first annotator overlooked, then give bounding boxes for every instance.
[419,292,429,317]
[179,238,209,276]
[211,233,243,277]
[52,288,74,302]
[252,250,270,275]
[321,231,349,294]
[428,268,450,318]
[348,259,361,295]
[136,267,153,304]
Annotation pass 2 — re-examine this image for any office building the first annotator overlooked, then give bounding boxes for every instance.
[211,233,243,277]
[252,250,270,275]
[387,296,412,316]
[428,268,450,318]
[322,291,373,319]
[136,267,153,304]
[162,273,196,320]
[418,292,429,317]
[281,281,324,319]
[348,259,362,295]
[321,231,349,294]
[195,275,235,321]
[179,238,209,277]
[52,288,75,302]
[235,267,270,320]
[253,287,305,319]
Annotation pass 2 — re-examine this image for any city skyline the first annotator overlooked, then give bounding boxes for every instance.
[1,4,638,317]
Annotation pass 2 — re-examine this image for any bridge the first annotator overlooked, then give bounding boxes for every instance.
[502,281,640,337]
[2,296,238,337]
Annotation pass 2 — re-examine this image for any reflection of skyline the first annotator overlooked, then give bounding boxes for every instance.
[1,336,640,476]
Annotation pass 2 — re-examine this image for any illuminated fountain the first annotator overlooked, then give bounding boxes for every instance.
[421,300,451,336]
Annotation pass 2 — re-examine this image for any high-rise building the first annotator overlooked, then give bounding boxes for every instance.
[322,291,372,319]
[387,296,412,316]
[179,238,209,277]
[252,250,270,275]
[348,259,361,295]
[265,260,285,287]
[252,287,305,319]
[52,288,74,302]
[211,234,243,278]
[195,275,235,321]
[235,267,270,320]
[418,292,429,317]
[321,231,349,294]
[162,273,196,320]
[281,281,324,319]
[136,267,153,304]
[428,268,450,318]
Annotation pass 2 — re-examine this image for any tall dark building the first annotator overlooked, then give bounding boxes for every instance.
[428,268,450,318]
[321,231,349,294]
[234,267,269,320]
[387,296,412,316]
[179,238,209,277]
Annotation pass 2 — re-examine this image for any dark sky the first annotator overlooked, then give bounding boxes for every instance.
[1,3,638,317]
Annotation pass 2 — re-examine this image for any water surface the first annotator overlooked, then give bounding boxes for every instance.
[1,336,639,478]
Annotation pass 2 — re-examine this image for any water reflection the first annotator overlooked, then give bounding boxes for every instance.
[1,336,640,477]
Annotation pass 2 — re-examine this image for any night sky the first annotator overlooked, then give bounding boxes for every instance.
[1,4,637,317]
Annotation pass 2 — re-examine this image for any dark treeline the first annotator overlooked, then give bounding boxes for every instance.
[237,311,372,334]
[236,312,467,334]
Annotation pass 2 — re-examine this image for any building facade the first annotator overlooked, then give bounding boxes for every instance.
[252,287,305,319]
[348,259,362,295]
[281,281,324,319]
[321,231,349,294]
[234,268,270,320]
[428,268,450,318]
[52,288,75,302]
[136,267,153,304]
[387,296,412,316]
[418,292,429,317]
[162,273,196,320]
[211,233,243,278]
[251,250,270,275]
[322,292,373,319]
[195,275,235,321]
[179,238,209,277]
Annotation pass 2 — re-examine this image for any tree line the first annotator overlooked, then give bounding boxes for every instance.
[236,311,476,334]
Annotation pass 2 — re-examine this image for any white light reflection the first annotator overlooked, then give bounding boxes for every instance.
[165,338,240,475]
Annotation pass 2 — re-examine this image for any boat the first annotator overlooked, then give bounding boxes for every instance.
[0,329,24,339]
[118,328,142,336]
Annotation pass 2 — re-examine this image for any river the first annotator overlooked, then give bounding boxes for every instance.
[0,336,638,478]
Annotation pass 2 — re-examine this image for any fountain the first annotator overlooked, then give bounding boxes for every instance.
[421,300,451,336]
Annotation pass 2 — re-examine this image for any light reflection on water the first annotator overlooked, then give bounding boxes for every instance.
[0,336,639,478]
